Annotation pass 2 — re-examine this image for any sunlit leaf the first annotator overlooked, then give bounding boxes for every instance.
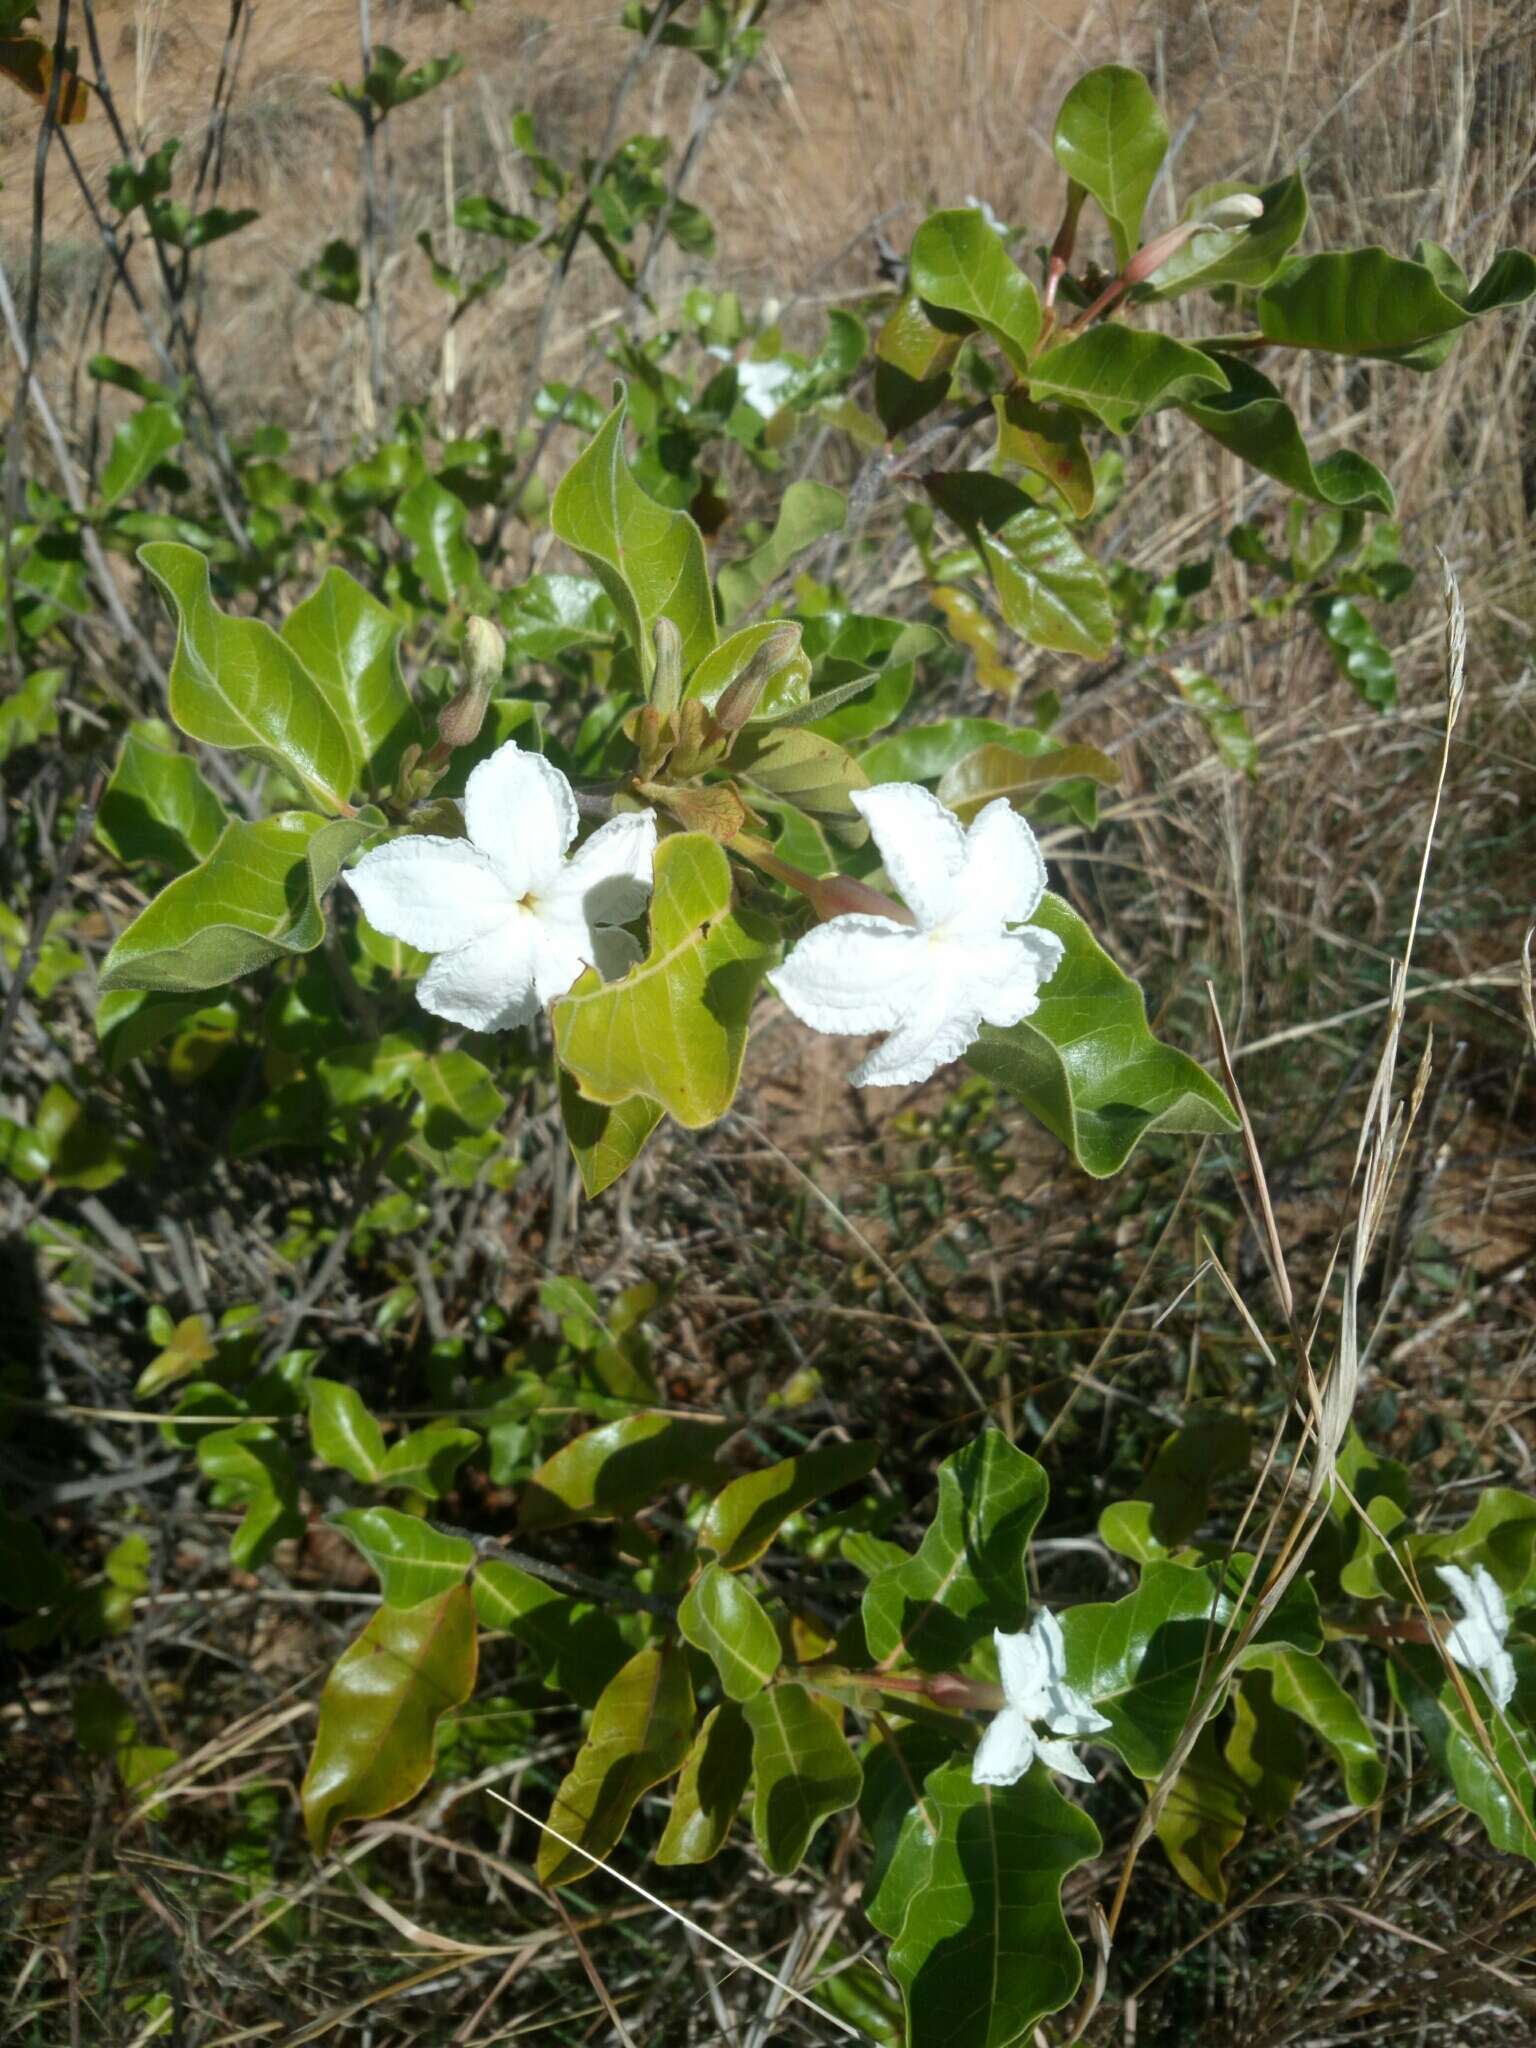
[1142,172,1308,299]
[281,568,420,791]
[538,1646,694,1884]
[1052,65,1168,267]
[926,473,1113,657]
[519,1411,733,1531]
[679,1562,781,1701]
[655,1702,753,1865]
[743,1682,862,1873]
[699,1440,880,1570]
[936,739,1119,824]
[875,293,963,436]
[395,474,479,606]
[909,209,1041,374]
[472,1559,632,1709]
[557,1069,665,1198]
[1028,327,1228,435]
[99,402,183,508]
[332,1505,475,1607]
[1155,1721,1247,1901]
[1390,1645,1536,1860]
[992,393,1094,518]
[308,1377,386,1483]
[1257,244,1536,365]
[716,481,845,624]
[97,724,227,873]
[1182,355,1395,513]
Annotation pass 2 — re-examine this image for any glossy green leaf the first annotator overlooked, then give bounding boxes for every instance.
[863,1431,1048,1668]
[685,619,811,718]
[679,1562,781,1701]
[1244,1647,1384,1807]
[743,1682,862,1874]
[138,542,357,811]
[1181,354,1395,513]
[926,474,1113,657]
[379,1425,480,1500]
[1028,327,1227,435]
[472,1559,631,1709]
[860,717,1056,787]
[281,568,420,791]
[992,393,1094,517]
[99,401,183,507]
[558,1069,665,1198]
[502,574,618,662]
[520,1411,733,1531]
[539,1646,695,1884]
[1142,172,1308,299]
[302,1583,478,1853]
[1257,245,1536,363]
[936,740,1119,824]
[1052,65,1168,267]
[555,833,776,1130]
[97,725,227,873]
[332,1505,474,1607]
[308,1376,386,1482]
[1226,1668,1307,1824]
[98,812,373,994]
[875,292,963,436]
[716,481,845,624]
[965,892,1238,1175]
[1172,667,1258,779]
[197,1424,302,1569]
[1060,1559,1322,1780]
[1414,1488,1536,1599]
[699,1439,880,1570]
[882,1758,1100,2048]
[909,209,1041,373]
[1312,595,1396,709]
[655,1701,753,1865]
[1156,1721,1247,1901]
[396,474,479,606]
[1390,1645,1535,1860]
[550,390,716,683]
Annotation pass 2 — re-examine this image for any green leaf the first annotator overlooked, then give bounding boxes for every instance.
[655,1701,753,1865]
[472,1560,632,1709]
[1155,1721,1248,1902]
[395,474,479,606]
[1138,1407,1252,1547]
[301,1583,478,1853]
[1257,245,1536,363]
[936,739,1119,824]
[909,209,1041,374]
[730,723,870,833]
[550,390,716,683]
[802,614,942,744]
[1028,327,1227,435]
[1243,1647,1384,1808]
[538,1645,695,1884]
[1225,1668,1307,1823]
[875,293,963,436]
[1390,1645,1536,1860]
[308,1377,386,1482]
[135,1313,216,1398]
[99,401,183,507]
[1171,667,1258,779]
[197,1424,302,1569]
[0,666,64,761]
[1181,354,1395,513]
[743,1682,862,1874]
[1142,172,1309,299]
[860,716,1054,787]
[555,833,776,1130]
[558,1069,665,1199]
[1414,1488,1536,1598]
[503,574,618,663]
[97,724,227,873]
[965,892,1239,1177]
[699,1439,880,1570]
[1311,596,1396,709]
[97,811,373,994]
[679,1562,781,1701]
[992,394,1094,518]
[138,542,358,811]
[331,1505,474,1607]
[520,1411,733,1531]
[862,1431,1048,1669]
[378,1426,480,1500]
[716,481,845,625]
[685,619,810,718]
[1052,65,1168,267]
[925,474,1114,657]
[281,568,420,791]
[883,1758,1100,2048]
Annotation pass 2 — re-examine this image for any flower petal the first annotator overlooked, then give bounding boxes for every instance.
[852,783,968,928]
[415,917,539,1032]
[463,743,578,895]
[1442,1564,1516,1708]
[963,930,1063,1031]
[1033,1735,1096,1783]
[347,836,513,952]
[955,799,1047,930]
[849,977,980,1087]
[769,914,926,1036]
[995,1624,1053,1721]
[540,809,657,934]
[972,1707,1037,1788]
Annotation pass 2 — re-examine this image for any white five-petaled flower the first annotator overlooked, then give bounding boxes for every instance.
[768,783,1064,1087]
[347,741,657,1032]
[973,1610,1111,1788]
[1440,1563,1517,1711]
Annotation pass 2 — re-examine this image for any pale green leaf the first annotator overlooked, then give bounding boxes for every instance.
[1028,326,1228,435]
[716,481,845,624]
[1051,65,1168,267]
[699,1440,880,1571]
[743,1681,862,1874]
[909,208,1041,373]
[281,568,420,791]
[331,1505,475,1607]
[679,1562,781,1701]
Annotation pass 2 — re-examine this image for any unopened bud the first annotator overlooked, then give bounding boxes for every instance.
[437,615,506,750]
[651,616,683,716]
[1125,195,1265,292]
[1203,192,1265,229]
[632,702,669,780]
[715,622,802,734]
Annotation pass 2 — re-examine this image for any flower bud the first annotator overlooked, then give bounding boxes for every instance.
[651,616,683,717]
[714,622,802,734]
[437,615,506,750]
[1203,192,1265,229]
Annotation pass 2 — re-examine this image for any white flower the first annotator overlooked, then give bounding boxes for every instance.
[767,784,1064,1087]
[973,1610,1111,1788]
[348,741,656,1033]
[965,194,1011,237]
[1440,1563,1517,1711]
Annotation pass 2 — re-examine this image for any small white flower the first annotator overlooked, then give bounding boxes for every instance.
[1440,1563,1517,1711]
[973,1610,1111,1788]
[768,784,1064,1087]
[348,741,656,1033]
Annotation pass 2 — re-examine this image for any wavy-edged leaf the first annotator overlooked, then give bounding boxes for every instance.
[700,1439,880,1571]
[539,1645,695,1884]
[937,740,1119,824]
[472,1558,631,1709]
[1142,172,1308,299]
[925,473,1113,658]
[801,613,940,744]
[97,812,372,994]
[196,1424,302,1569]
[100,401,183,507]
[882,1758,1101,2048]
[519,1411,733,1531]
[1028,327,1228,435]
[965,892,1238,1176]
[1244,1647,1384,1807]
[97,724,227,873]
[1225,1668,1307,1823]
[308,1377,386,1482]
[716,481,845,624]
[1390,1645,1535,1860]
[138,542,357,811]
[551,390,716,682]
[860,716,1056,787]
[909,209,1041,373]
[1258,245,1536,364]
[679,1562,781,1701]
[731,723,870,832]
[1181,354,1395,514]
[875,292,963,436]
[1156,1721,1247,1902]
[655,1701,753,1865]
[332,1505,474,1608]
[281,568,420,791]
[863,1431,1048,1669]
[301,1583,477,1853]
[554,833,777,1129]
[992,393,1094,517]
[502,573,618,663]
[1051,65,1168,267]
[685,618,811,717]
[378,1425,480,1500]
[1312,595,1396,709]
[557,1069,664,1198]
[743,1681,862,1874]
